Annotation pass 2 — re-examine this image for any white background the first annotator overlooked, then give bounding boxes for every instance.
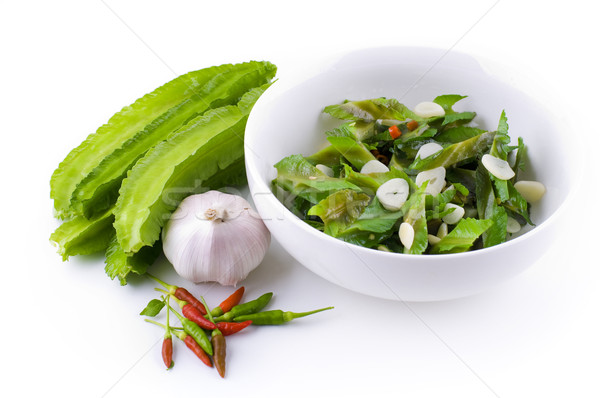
[1,1,598,397]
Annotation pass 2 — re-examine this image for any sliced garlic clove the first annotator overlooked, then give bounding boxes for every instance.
[414,101,445,118]
[514,180,546,203]
[415,166,446,196]
[315,164,334,177]
[442,203,465,224]
[360,159,389,174]
[376,178,409,211]
[428,234,441,245]
[482,154,515,180]
[399,222,415,250]
[437,222,448,238]
[415,142,443,160]
[506,216,522,233]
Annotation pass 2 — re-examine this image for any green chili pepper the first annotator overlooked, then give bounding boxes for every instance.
[213,292,273,322]
[232,306,334,325]
[171,308,213,356]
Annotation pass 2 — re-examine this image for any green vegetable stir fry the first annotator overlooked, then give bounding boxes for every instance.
[272,95,546,254]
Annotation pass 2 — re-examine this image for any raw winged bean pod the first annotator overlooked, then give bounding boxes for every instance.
[49,62,277,284]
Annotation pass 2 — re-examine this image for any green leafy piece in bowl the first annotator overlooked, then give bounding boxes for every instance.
[272,95,545,254]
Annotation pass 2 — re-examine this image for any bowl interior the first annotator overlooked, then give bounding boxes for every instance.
[245,47,579,300]
[248,48,574,227]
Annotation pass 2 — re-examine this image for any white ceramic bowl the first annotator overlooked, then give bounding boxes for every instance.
[245,47,580,301]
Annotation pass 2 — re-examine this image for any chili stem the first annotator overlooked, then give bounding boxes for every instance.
[164,295,172,339]
[200,297,222,335]
[284,306,335,322]
[146,273,176,293]
[145,318,167,329]
[169,294,186,308]
[169,307,186,323]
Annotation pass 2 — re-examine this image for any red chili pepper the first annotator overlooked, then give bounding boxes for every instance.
[406,120,419,131]
[174,287,207,315]
[389,125,401,139]
[182,302,217,330]
[169,295,216,330]
[145,318,212,368]
[181,333,213,368]
[162,337,174,369]
[146,274,207,315]
[216,321,253,336]
[210,287,245,317]
[162,295,175,370]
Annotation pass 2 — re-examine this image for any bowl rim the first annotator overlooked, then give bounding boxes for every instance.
[245,45,583,262]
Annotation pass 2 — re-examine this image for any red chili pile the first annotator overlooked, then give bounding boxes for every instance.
[141,274,333,378]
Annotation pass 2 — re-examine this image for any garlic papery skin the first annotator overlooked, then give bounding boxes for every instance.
[162,191,271,286]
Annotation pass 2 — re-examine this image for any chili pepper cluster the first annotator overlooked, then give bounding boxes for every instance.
[141,274,333,378]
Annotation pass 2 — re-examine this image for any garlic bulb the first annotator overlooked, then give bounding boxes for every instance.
[162,191,271,286]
